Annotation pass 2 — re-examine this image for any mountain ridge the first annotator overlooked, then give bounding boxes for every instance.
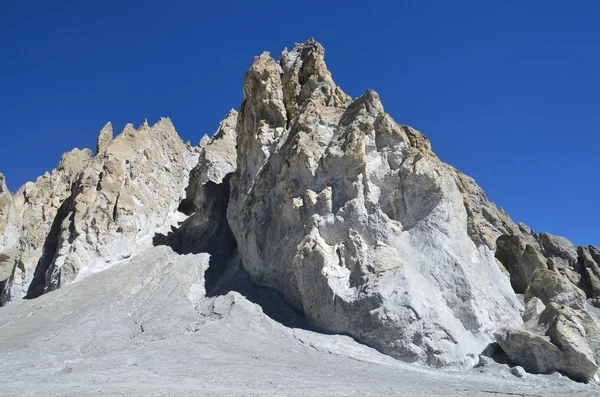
[1,39,600,387]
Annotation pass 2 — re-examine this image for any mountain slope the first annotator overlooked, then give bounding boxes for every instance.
[0,245,596,396]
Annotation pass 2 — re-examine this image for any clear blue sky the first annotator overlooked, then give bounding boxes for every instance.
[0,1,598,246]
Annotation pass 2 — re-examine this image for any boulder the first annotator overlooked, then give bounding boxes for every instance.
[537,232,581,286]
[525,269,587,310]
[496,302,600,382]
[495,234,547,293]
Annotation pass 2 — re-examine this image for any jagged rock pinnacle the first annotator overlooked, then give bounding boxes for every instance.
[96,121,113,155]
[138,118,149,132]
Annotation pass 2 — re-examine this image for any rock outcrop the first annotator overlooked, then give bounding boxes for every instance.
[3,148,92,303]
[495,266,600,381]
[1,38,599,382]
[39,118,197,293]
[154,109,238,289]
[580,245,600,303]
[0,173,19,302]
[1,118,198,303]
[497,300,600,382]
[494,225,600,380]
[496,228,600,302]
[227,39,522,367]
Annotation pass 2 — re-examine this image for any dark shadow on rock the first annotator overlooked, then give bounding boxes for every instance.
[25,194,74,299]
[478,342,514,367]
[152,173,317,331]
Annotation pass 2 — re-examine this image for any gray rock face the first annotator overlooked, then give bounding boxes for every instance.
[494,226,600,380]
[579,245,600,298]
[496,265,600,381]
[155,110,238,284]
[227,39,522,367]
[40,118,198,295]
[2,244,597,397]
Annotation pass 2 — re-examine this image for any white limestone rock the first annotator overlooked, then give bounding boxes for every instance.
[5,148,92,302]
[227,39,523,368]
[41,118,199,293]
[0,173,19,296]
[2,118,199,302]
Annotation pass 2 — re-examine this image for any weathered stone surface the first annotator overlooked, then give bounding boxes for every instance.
[192,109,237,188]
[3,38,600,385]
[1,118,198,303]
[453,172,527,252]
[496,234,548,293]
[39,118,198,294]
[522,296,546,322]
[96,121,113,155]
[0,173,19,296]
[525,269,587,310]
[1,245,596,397]
[227,39,522,368]
[4,148,92,303]
[510,365,527,378]
[579,245,600,298]
[156,110,238,284]
[495,228,600,303]
[496,302,600,381]
[537,232,582,286]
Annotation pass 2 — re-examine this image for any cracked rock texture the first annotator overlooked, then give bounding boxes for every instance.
[1,39,600,385]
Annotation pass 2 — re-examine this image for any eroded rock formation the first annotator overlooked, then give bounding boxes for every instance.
[0,118,198,303]
[227,40,522,368]
[1,38,599,381]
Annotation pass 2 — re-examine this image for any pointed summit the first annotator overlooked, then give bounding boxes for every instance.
[279,38,351,117]
[96,122,113,155]
[120,123,136,136]
[137,118,149,132]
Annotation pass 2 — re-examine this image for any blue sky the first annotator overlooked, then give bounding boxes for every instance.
[0,1,598,246]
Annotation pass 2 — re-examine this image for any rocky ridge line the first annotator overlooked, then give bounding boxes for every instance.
[0,39,599,381]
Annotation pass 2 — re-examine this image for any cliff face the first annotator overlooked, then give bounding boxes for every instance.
[0,119,198,303]
[0,39,598,380]
[227,40,522,367]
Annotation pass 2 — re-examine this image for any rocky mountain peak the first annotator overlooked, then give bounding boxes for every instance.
[279,38,352,117]
[96,121,113,155]
[1,39,600,385]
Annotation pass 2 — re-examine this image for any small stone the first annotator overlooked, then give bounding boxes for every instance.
[477,355,493,367]
[510,366,527,378]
